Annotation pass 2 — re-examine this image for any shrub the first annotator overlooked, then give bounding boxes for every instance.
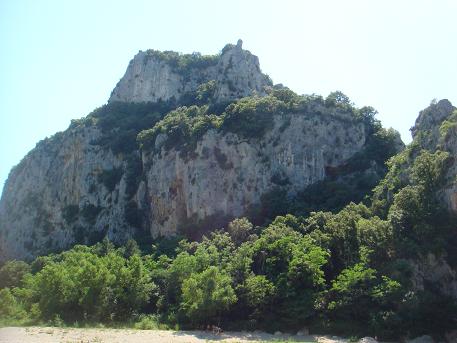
[180,266,237,325]
[145,50,219,77]
[134,314,162,330]
[0,261,31,289]
[30,248,155,322]
[86,101,173,155]
[137,106,222,154]
[221,95,283,139]
[0,288,23,319]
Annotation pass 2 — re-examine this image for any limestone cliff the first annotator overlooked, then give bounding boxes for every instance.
[0,42,401,261]
[143,112,366,238]
[109,39,272,104]
[406,99,457,299]
[410,99,457,213]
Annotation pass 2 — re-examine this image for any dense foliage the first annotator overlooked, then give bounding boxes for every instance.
[137,88,396,153]
[70,100,176,155]
[137,105,222,156]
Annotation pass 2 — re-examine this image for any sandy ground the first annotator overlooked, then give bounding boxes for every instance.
[0,327,347,343]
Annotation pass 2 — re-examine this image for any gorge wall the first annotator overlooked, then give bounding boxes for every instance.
[0,41,405,261]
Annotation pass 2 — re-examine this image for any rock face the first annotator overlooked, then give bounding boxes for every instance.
[0,109,367,261]
[0,41,397,261]
[0,126,133,260]
[109,39,272,104]
[144,113,365,237]
[410,99,457,214]
[410,253,457,300]
[407,99,457,299]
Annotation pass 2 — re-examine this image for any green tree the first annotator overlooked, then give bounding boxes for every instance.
[327,248,403,334]
[0,288,26,320]
[29,246,155,322]
[227,217,255,245]
[0,260,31,289]
[325,91,352,109]
[181,266,237,325]
[356,217,393,266]
[242,274,276,309]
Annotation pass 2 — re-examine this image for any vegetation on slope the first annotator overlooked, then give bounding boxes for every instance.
[137,88,399,153]
[1,137,456,338]
[65,89,400,226]
[144,50,219,78]
[5,90,455,339]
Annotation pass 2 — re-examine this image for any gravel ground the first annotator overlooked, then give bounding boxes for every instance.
[0,327,346,343]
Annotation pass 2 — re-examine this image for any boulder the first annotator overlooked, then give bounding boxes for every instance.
[358,337,378,343]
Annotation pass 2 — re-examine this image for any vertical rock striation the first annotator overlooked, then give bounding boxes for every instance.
[109,39,272,104]
[0,41,403,261]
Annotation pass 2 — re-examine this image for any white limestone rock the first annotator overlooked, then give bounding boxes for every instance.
[109,39,272,104]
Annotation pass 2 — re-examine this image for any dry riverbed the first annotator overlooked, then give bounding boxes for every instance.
[0,326,347,343]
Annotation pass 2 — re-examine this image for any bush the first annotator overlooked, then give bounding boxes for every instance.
[181,266,237,325]
[85,101,174,155]
[0,260,31,289]
[0,288,23,319]
[138,106,222,155]
[30,248,155,322]
[134,314,162,330]
[221,95,282,139]
[145,50,219,77]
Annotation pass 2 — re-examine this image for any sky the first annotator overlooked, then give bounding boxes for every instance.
[1,0,457,194]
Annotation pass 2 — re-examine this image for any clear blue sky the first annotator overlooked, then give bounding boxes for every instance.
[1,0,457,194]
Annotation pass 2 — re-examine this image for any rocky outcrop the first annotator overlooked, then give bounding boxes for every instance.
[143,113,366,237]
[410,99,457,214]
[109,39,272,104]
[0,125,136,260]
[441,115,457,214]
[410,254,457,299]
[405,100,457,300]
[410,99,454,141]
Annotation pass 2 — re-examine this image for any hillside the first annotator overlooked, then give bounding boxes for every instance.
[0,41,401,261]
[0,42,456,340]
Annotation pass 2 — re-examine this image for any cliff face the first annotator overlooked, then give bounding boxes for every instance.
[411,99,457,213]
[109,40,271,104]
[0,109,367,261]
[0,42,400,261]
[0,126,131,260]
[406,99,457,299]
[144,113,365,237]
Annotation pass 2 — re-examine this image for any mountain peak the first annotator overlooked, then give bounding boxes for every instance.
[108,41,272,104]
[410,99,455,139]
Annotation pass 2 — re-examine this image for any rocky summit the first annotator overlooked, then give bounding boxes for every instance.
[109,39,272,104]
[2,41,455,265]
